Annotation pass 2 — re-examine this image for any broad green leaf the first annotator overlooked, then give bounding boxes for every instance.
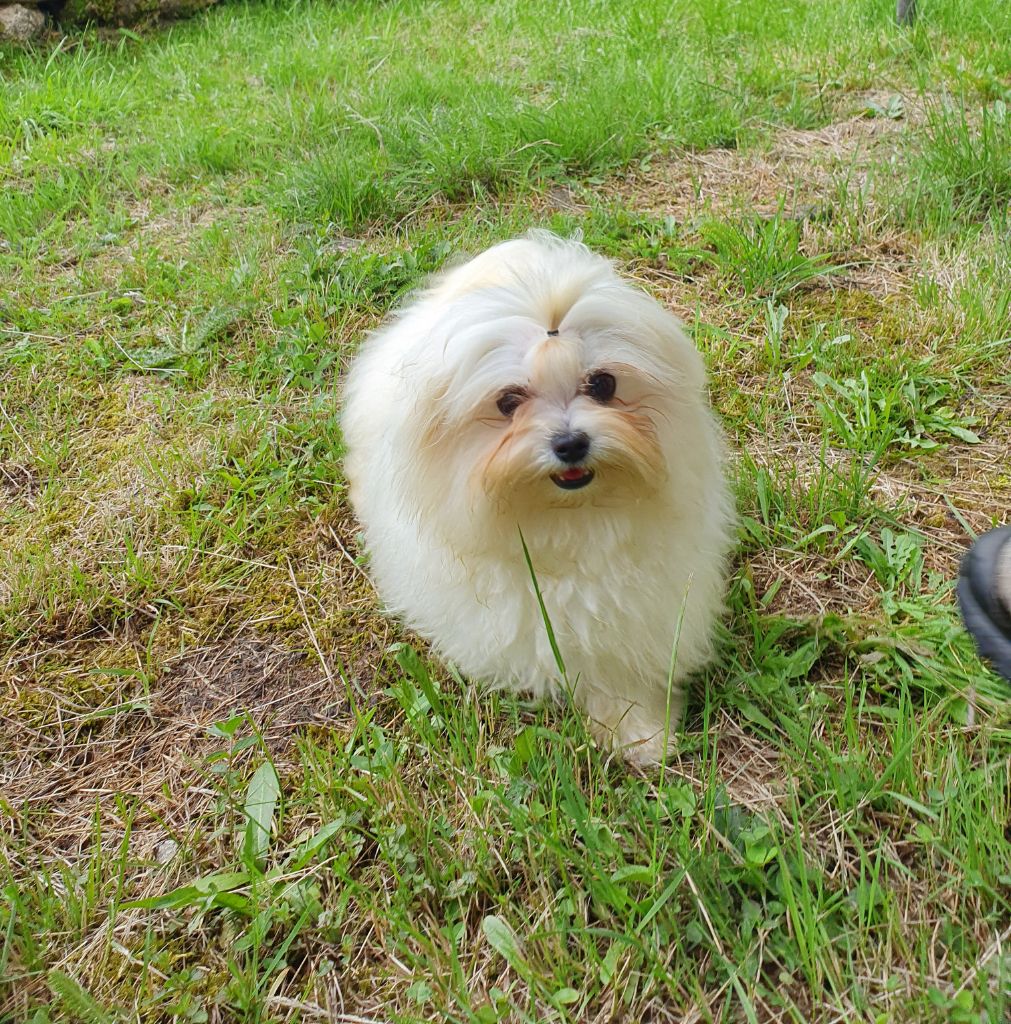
[406,980,434,1003]
[482,914,521,966]
[288,818,344,870]
[945,425,981,444]
[611,864,654,885]
[510,727,536,773]
[123,870,251,910]
[599,941,621,984]
[242,760,280,871]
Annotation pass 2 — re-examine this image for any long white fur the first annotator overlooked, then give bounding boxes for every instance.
[342,232,735,763]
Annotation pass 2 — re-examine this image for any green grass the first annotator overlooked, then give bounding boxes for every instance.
[3,0,1011,1021]
[699,213,847,298]
[899,96,1011,229]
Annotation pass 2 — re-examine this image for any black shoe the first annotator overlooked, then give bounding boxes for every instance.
[957,526,1011,683]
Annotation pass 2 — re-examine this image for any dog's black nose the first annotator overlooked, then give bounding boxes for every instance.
[551,430,590,464]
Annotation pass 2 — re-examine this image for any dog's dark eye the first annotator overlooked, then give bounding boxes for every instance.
[496,389,527,417]
[584,372,616,403]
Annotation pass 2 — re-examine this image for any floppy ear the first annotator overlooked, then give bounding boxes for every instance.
[415,379,454,455]
[629,293,707,393]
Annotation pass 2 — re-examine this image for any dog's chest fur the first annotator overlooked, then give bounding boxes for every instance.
[418,506,718,698]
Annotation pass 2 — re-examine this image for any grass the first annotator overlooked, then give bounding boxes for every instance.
[899,96,1011,228]
[2,0,1011,1021]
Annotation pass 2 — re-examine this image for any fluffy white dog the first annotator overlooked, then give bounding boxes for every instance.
[342,232,734,764]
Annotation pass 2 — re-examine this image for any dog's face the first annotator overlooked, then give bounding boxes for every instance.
[412,272,703,517]
[474,334,667,506]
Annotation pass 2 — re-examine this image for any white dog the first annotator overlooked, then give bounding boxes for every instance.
[341,232,734,764]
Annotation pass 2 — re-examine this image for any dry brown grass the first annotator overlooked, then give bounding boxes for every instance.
[611,90,921,215]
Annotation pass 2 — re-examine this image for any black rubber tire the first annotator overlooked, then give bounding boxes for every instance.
[957,526,1011,683]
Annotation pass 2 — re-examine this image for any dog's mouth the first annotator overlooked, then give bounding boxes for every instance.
[551,467,595,490]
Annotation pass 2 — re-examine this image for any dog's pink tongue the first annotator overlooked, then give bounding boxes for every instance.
[559,468,586,481]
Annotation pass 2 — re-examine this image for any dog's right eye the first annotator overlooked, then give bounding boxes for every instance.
[496,389,526,417]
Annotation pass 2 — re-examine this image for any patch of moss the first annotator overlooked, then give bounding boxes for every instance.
[58,0,216,27]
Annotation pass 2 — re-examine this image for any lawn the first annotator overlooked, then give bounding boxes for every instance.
[2,0,1010,1020]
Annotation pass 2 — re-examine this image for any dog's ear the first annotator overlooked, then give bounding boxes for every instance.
[655,320,707,392]
[415,380,454,454]
[622,293,707,392]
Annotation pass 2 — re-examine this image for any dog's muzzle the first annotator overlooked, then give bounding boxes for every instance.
[549,431,594,489]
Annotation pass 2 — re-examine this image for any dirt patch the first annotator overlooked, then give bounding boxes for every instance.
[1,637,355,826]
[0,634,356,1011]
[157,638,345,729]
[0,462,40,502]
[614,96,918,224]
[668,713,790,822]
[747,547,881,618]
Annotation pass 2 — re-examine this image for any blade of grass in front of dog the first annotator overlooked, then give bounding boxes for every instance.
[659,578,692,767]
[519,528,568,685]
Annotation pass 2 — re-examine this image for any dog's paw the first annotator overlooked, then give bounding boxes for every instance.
[583,693,681,766]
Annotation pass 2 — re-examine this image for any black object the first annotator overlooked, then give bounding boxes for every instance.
[957,526,1011,682]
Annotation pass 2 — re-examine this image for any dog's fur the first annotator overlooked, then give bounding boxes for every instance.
[342,233,734,763]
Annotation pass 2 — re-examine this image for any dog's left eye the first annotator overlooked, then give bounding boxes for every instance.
[583,372,616,403]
